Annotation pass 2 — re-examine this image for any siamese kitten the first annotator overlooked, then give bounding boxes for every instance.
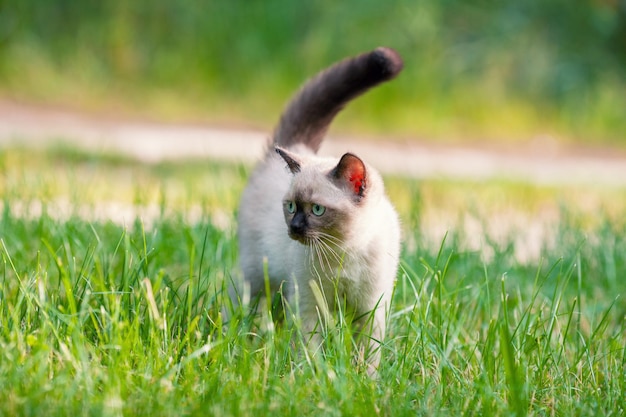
[235,47,403,369]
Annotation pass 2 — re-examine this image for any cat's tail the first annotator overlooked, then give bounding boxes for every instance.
[273,47,403,153]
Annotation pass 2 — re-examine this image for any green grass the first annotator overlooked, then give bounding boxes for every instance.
[0,146,625,416]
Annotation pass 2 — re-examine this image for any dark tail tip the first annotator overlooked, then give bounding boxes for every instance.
[369,47,404,81]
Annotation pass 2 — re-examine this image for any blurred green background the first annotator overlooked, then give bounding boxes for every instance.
[1,0,625,147]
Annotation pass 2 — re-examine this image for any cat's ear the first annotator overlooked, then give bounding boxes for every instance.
[332,153,367,198]
[275,146,301,174]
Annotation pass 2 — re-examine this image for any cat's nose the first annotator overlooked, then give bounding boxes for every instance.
[290,212,307,236]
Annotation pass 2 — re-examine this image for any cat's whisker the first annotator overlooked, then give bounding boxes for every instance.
[316,232,349,266]
[317,232,349,253]
[306,242,322,274]
[306,238,322,269]
[317,231,345,246]
[320,231,370,266]
[306,235,340,277]
[316,239,344,267]
[314,238,335,275]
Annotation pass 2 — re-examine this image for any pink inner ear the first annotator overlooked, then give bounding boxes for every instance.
[334,153,367,196]
[348,167,365,195]
[349,170,363,194]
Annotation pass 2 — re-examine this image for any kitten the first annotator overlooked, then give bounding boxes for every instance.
[234,47,403,370]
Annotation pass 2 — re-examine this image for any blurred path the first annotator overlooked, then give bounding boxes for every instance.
[1,99,625,186]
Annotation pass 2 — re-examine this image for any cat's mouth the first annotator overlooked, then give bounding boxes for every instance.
[288,229,312,245]
[289,233,310,245]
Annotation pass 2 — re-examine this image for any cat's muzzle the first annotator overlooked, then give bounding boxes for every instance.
[288,212,310,244]
[288,227,310,244]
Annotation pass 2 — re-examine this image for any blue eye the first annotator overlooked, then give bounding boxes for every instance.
[312,204,326,216]
[286,201,296,214]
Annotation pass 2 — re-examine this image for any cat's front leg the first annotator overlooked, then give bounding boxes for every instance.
[365,307,387,375]
[290,280,326,351]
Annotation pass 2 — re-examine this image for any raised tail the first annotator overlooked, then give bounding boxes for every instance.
[273,47,403,152]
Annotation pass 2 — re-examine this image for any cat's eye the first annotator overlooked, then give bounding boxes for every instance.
[286,201,296,214]
[312,204,326,216]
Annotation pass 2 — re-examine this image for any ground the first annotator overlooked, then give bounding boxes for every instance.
[1,98,625,186]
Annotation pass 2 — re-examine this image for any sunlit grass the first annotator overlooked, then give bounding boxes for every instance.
[0,146,624,415]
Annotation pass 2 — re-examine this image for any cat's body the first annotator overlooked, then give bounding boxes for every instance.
[235,47,403,368]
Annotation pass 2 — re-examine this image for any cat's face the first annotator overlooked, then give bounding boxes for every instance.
[277,147,367,246]
[282,179,350,244]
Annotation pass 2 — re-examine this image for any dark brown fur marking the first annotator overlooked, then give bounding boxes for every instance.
[273,47,404,153]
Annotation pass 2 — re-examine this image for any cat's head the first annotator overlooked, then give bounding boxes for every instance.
[276,146,372,245]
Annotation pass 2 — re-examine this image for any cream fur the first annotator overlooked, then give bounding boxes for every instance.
[236,144,401,367]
